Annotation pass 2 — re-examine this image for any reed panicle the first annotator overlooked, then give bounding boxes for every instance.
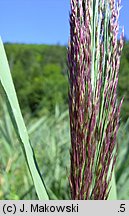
[68,0,124,199]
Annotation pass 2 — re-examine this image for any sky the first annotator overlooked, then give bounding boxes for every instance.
[0,0,128,45]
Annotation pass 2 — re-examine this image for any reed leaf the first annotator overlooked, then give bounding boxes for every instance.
[0,37,49,200]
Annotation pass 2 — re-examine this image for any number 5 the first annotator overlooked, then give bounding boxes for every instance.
[120,204,125,212]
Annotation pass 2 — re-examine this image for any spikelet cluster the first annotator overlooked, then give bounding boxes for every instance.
[68,0,124,199]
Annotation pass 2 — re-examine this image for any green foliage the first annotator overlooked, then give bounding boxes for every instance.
[4,43,68,116]
[0,101,33,199]
[118,41,129,122]
[0,104,70,200]
[116,118,129,199]
[31,107,70,199]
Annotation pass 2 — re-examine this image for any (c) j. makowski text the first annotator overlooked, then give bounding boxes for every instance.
[2,203,79,214]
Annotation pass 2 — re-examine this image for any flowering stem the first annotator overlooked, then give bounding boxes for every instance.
[68,0,124,200]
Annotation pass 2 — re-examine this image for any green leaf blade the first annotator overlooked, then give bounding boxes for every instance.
[0,37,49,200]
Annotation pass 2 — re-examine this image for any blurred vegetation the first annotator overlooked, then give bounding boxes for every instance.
[4,43,68,116]
[0,41,129,199]
[0,104,70,200]
[116,118,129,199]
[118,40,129,122]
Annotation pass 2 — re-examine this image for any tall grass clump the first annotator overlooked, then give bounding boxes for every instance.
[0,102,70,200]
[68,0,124,199]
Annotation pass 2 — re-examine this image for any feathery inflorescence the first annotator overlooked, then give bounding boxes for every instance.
[68,0,124,199]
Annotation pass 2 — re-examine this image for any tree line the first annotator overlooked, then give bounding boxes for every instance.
[4,41,129,121]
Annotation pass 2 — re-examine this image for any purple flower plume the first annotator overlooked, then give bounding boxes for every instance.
[68,0,124,199]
